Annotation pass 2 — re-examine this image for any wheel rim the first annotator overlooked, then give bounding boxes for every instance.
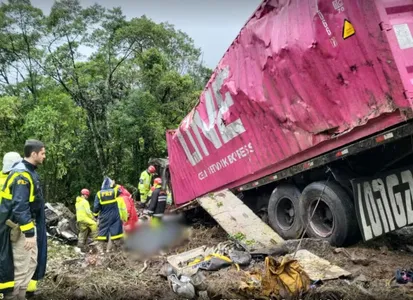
[276,197,295,230]
[309,200,334,238]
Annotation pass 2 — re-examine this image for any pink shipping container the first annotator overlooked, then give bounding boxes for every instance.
[166,0,413,206]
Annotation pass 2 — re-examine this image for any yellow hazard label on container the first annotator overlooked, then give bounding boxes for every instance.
[342,19,355,39]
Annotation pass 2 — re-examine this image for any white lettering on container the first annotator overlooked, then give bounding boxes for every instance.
[176,66,246,166]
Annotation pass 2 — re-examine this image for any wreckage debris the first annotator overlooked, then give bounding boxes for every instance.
[45,203,78,243]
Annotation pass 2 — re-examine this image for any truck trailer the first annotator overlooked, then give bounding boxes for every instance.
[166,0,413,246]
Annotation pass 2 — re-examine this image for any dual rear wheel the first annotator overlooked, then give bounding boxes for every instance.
[267,181,359,246]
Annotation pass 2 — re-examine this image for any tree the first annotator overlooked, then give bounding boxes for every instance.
[0,0,212,207]
[0,0,44,99]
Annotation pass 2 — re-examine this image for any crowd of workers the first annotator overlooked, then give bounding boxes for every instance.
[0,139,170,300]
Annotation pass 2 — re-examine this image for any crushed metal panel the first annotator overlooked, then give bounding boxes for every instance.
[198,190,284,252]
[167,0,411,206]
[293,249,351,281]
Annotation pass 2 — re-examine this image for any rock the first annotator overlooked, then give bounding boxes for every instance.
[348,266,363,278]
[351,253,370,266]
[198,291,210,300]
[159,263,176,278]
[380,246,389,255]
[229,250,252,265]
[73,288,86,299]
[353,274,369,283]
[334,248,344,254]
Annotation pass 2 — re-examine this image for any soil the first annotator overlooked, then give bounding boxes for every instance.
[32,224,413,300]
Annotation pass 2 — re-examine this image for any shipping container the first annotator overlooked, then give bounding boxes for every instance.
[166,0,413,245]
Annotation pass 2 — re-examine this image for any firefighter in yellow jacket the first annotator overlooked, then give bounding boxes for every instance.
[138,165,156,204]
[75,189,97,251]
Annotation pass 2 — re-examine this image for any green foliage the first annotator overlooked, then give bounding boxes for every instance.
[0,0,213,208]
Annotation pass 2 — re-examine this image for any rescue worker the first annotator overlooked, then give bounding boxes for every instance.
[138,165,156,205]
[118,185,138,234]
[0,152,22,192]
[146,186,156,204]
[147,182,172,206]
[75,189,97,252]
[93,177,127,253]
[146,178,167,225]
[0,139,47,300]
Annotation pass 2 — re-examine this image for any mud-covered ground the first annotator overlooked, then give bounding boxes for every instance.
[32,224,413,300]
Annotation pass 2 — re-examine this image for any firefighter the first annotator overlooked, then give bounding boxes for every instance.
[75,189,97,252]
[118,185,138,234]
[138,165,156,205]
[0,140,47,300]
[93,177,127,253]
[146,178,167,225]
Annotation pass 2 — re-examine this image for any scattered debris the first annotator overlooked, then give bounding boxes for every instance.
[293,249,351,281]
[30,202,413,300]
[45,203,78,243]
[335,247,370,266]
[168,274,196,299]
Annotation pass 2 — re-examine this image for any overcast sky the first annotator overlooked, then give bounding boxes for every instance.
[28,0,262,68]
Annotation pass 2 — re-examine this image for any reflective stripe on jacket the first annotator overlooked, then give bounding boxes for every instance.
[93,187,124,241]
[138,170,152,200]
[0,172,7,190]
[0,160,47,295]
[147,185,167,218]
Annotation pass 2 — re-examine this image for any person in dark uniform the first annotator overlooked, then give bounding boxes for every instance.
[0,140,47,300]
[146,178,167,226]
[93,177,126,253]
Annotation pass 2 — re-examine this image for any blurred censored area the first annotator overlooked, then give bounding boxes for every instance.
[124,214,189,258]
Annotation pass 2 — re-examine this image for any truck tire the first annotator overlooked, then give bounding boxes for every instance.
[268,184,303,239]
[299,181,358,246]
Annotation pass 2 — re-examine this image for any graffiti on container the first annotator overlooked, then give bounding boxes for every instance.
[317,10,332,36]
[176,66,247,167]
[352,164,413,242]
[198,143,255,180]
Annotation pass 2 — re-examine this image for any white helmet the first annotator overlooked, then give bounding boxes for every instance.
[2,152,22,173]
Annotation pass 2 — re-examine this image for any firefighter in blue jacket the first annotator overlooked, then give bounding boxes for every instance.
[93,177,125,253]
[0,140,47,300]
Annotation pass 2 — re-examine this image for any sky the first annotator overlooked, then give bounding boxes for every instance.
[29,0,262,68]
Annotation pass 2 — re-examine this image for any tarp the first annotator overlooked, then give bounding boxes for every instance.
[167,0,413,205]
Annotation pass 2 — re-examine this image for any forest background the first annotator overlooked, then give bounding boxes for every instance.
[0,0,212,206]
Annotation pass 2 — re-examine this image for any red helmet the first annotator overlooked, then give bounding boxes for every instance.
[148,165,156,174]
[154,177,162,185]
[81,189,90,196]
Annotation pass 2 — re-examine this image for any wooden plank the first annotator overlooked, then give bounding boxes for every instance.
[198,189,284,252]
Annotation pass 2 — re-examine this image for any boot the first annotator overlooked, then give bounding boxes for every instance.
[4,293,18,300]
[97,241,106,255]
[17,289,27,300]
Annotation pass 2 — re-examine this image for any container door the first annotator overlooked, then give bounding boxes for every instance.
[376,0,413,101]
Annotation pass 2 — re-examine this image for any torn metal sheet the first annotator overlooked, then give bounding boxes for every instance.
[198,189,284,252]
[293,249,351,281]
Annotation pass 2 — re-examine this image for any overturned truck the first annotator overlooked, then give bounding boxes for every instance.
[166,0,413,246]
